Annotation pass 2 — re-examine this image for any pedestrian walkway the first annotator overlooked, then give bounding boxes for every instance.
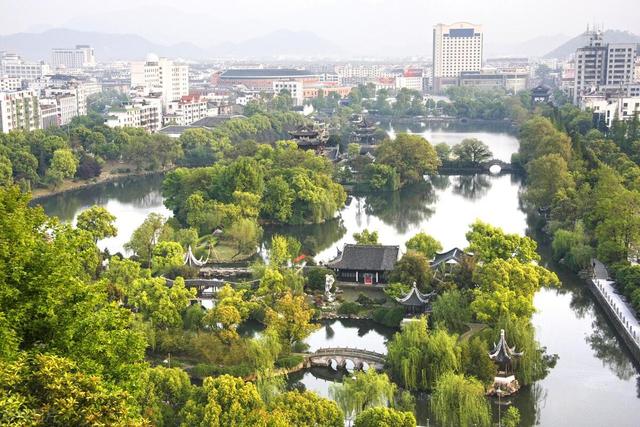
[591,259,640,347]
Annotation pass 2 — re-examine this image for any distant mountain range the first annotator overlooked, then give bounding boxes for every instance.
[1,27,638,62]
[486,34,571,58]
[544,30,640,59]
[0,28,341,61]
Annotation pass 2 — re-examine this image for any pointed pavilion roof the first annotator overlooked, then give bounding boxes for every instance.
[395,284,436,307]
[489,329,523,365]
[183,246,208,267]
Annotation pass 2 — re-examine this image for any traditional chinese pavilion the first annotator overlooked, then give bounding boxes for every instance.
[395,283,436,313]
[288,122,328,153]
[487,329,523,396]
[350,118,377,144]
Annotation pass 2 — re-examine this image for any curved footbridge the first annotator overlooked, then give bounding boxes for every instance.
[307,347,386,371]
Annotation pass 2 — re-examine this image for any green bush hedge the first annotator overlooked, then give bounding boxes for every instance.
[372,307,405,327]
[275,355,304,369]
[191,363,253,379]
[338,301,362,316]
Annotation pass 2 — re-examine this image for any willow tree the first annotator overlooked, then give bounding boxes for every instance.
[330,369,396,421]
[432,372,491,427]
[386,317,459,391]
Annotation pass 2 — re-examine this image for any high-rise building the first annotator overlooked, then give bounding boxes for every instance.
[0,90,41,133]
[573,29,637,104]
[432,22,483,92]
[130,54,189,108]
[51,45,96,69]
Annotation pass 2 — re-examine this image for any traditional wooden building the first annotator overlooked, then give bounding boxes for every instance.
[288,122,328,153]
[350,118,377,144]
[326,244,399,285]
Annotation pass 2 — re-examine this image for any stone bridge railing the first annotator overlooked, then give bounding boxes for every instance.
[308,347,386,371]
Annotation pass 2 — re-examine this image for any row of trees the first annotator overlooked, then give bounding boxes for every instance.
[0,110,309,192]
[517,101,640,312]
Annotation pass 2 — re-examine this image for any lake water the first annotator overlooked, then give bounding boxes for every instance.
[35,124,640,426]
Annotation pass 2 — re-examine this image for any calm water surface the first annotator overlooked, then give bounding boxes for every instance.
[36,126,640,426]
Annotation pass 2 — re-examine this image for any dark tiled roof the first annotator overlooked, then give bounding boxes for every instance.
[327,244,399,271]
[220,69,316,79]
[430,247,469,268]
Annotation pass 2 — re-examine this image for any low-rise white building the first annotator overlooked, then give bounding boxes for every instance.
[164,95,210,126]
[273,80,304,106]
[0,90,41,133]
[582,96,640,128]
[106,97,163,133]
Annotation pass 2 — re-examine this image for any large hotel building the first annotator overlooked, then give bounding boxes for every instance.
[432,22,483,92]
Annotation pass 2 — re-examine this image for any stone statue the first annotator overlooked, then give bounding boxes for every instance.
[325,274,335,302]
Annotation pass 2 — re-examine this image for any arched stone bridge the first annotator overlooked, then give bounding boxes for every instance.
[480,159,517,174]
[308,347,386,371]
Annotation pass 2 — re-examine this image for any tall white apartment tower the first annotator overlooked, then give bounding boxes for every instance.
[432,22,483,92]
[130,54,189,109]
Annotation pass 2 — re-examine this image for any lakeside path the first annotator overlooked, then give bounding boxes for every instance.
[591,259,640,354]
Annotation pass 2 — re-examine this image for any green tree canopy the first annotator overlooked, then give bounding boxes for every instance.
[465,220,540,263]
[432,372,491,427]
[376,133,441,186]
[354,407,416,427]
[353,229,379,245]
[452,138,493,165]
[405,232,442,259]
[76,205,117,243]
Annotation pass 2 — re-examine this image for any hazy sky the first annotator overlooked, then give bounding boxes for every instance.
[2,0,639,51]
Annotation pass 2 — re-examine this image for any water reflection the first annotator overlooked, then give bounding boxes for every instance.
[362,181,436,233]
[451,174,492,200]
[36,174,172,254]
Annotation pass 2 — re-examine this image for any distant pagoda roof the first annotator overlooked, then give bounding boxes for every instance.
[289,125,319,137]
[489,329,523,365]
[354,117,376,132]
[395,284,436,307]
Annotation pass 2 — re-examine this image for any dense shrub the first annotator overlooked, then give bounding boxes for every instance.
[275,355,304,369]
[337,302,362,316]
[372,307,405,327]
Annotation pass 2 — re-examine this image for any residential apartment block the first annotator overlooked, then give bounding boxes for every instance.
[106,97,163,133]
[0,90,41,133]
[573,29,637,104]
[130,55,189,108]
